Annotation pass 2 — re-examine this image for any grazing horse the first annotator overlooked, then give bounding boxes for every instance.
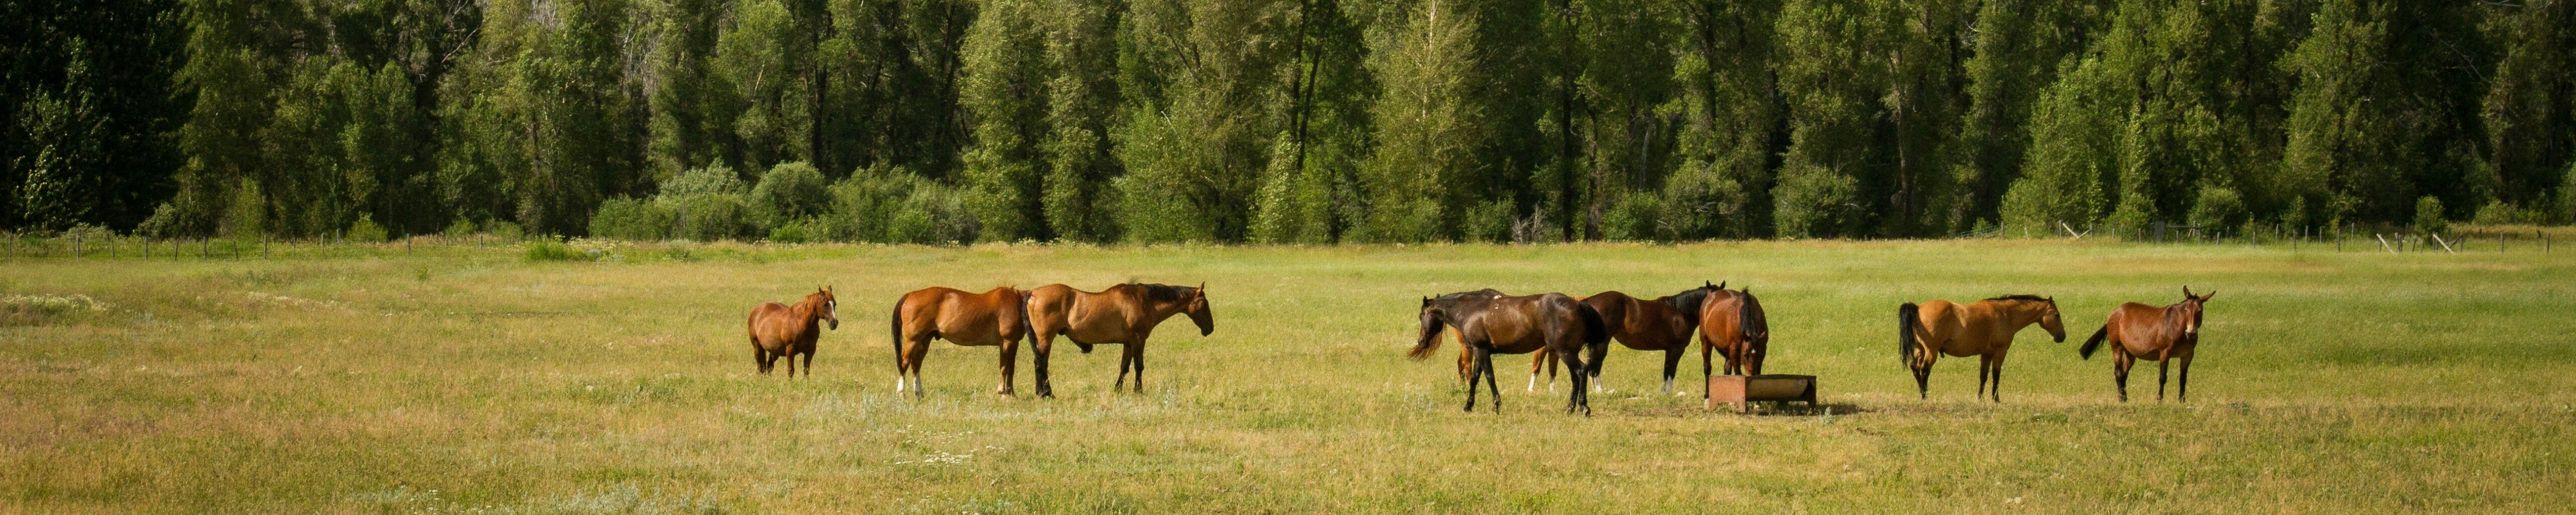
[1025,282,1215,397]
[1409,290,1609,414]
[746,286,839,377]
[1524,282,1726,395]
[1897,294,2068,402]
[889,286,1031,397]
[2080,288,2215,402]
[1697,286,1772,386]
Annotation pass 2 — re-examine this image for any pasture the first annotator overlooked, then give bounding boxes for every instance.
[3,238,2571,513]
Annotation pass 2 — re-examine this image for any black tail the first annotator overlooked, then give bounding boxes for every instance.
[1577,302,1611,347]
[889,296,906,371]
[2079,324,2109,359]
[1898,302,1919,367]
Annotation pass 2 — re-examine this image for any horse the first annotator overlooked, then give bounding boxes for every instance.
[1697,285,1771,388]
[1408,290,1609,414]
[2079,287,2215,402]
[1897,294,2068,402]
[1523,282,1726,395]
[1025,282,1215,397]
[746,286,839,377]
[889,286,1031,397]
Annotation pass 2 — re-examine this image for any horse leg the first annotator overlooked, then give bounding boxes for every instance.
[1482,349,1504,413]
[1555,345,1576,414]
[1912,354,1931,399]
[1700,338,1715,399]
[2156,357,2171,402]
[996,336,1020,396]
[2113,351,2133,402]
[754,346,771,374]
[1464,347,1486,412]
[800,349,813,379]
[1586,339,1608,394]
[1661,348,1684,395]
[1527,353,1545,392]
[1032,335,1054,398]
[904,338,931,397]
[1978,355,1999,401]
[1114,346,1134,390]
[2177,355,2192,402]
[1975,356,1990,399]
[1131,342,1148,393]
[784,348,798,378]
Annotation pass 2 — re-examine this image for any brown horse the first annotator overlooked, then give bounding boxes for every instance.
[2079,287,2215,402]
[889,286,1031,397]
[1898,294,2068,402]
[1409,289,1609,414]
[1025,282,1215,397]
[1697,285,1772,388]
[1524,282,1727,395]
[746,286,839,377]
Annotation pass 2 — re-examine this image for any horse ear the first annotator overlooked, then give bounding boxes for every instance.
[1716,281,1726,290]
[2182,285,2193,298]
[2200,290,2216,301]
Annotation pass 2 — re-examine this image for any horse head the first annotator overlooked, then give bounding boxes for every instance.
[1186,282,1215,336]
[814,286,839,330]
[1409,296,1450,361]
[2040,296,2067,342]
[2179,287,2215,338]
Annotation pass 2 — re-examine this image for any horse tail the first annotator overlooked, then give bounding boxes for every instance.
[889,295,907,370]
[1898,302,1920,367]
[2079,324,2109,360]
[1578,302,1611,348]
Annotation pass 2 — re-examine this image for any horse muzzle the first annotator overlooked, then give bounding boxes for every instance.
[826,319,840,330]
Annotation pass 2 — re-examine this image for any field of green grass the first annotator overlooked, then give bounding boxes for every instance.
[4,237,2572,513]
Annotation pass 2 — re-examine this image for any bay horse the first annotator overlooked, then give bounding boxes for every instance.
[889,286,1031,397]
[1697,285,1771,389]
[1409,290,1608,414]
[1897,294,2067,402]
[1025,282,1215,397]
[2079,287,2215,402]
[746,286,839,377]
[1523,282,1726,395]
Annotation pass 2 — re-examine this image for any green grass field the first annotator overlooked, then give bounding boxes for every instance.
[4,237,2573,513]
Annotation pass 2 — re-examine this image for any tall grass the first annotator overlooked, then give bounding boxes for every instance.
[1,240,2571,513]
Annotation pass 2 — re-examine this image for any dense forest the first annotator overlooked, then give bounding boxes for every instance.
[4,0,2573,243]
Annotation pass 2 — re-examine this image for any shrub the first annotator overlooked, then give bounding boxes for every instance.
[442,219,479,237]
[1604,193,1665,241]
[751,161,831,224]
[823,165,918,242]
[2187,185,2247,238]
[662,163,746,197]
[2414,196,2447,235]
[487,220,526,241]
[1461,199,1514,243]
[890,182,980,244]
[347,215,390,242]
[767,217,825,243]
[588,197,675,241]
[2471,200,2547,225]
[672,194,756,242]
[523,240,591,262]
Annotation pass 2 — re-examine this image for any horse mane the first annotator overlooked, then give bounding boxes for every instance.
[1984,294,2051,303]
[1125,283,1193,304]
[1663,287,1714,324]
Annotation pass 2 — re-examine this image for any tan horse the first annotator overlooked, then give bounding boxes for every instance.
[1025,282,1214,397]
[1898,294,2067,402]
[1698,286,1771,387]
[2079,287,2215,402]
[746,286,839,377]
[1523,282,1726,395]
[889,286,1031,397]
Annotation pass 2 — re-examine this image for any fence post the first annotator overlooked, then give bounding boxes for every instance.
[73,234,80,260]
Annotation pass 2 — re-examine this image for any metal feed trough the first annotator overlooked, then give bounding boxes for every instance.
[1706,374,1818,413]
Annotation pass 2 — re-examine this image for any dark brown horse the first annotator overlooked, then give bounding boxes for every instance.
[1898,295,2067,402]
[1697,285,1772,387]
[1409,290,1609,414]
[1525,282,1726,395]
[2080,287,2215,402]
[747,286,839,377]
[889,286,1031,397]
[1025,282,1214,397]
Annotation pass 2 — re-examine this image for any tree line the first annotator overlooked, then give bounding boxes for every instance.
[5,0,2573,243]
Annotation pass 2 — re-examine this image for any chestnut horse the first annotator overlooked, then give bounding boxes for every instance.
[746,286,840,377]
[1697,286,1772,387]
[1524,282,1726,395]
[889,286,1031,397]
[1897,294,2067,402]
[1409,290,1609,414]
[1025,282,1215,397]
[2079,287,2215,402]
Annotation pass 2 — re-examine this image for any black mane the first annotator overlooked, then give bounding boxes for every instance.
[1984,294,2051,303]
[1132,283,1196,304]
